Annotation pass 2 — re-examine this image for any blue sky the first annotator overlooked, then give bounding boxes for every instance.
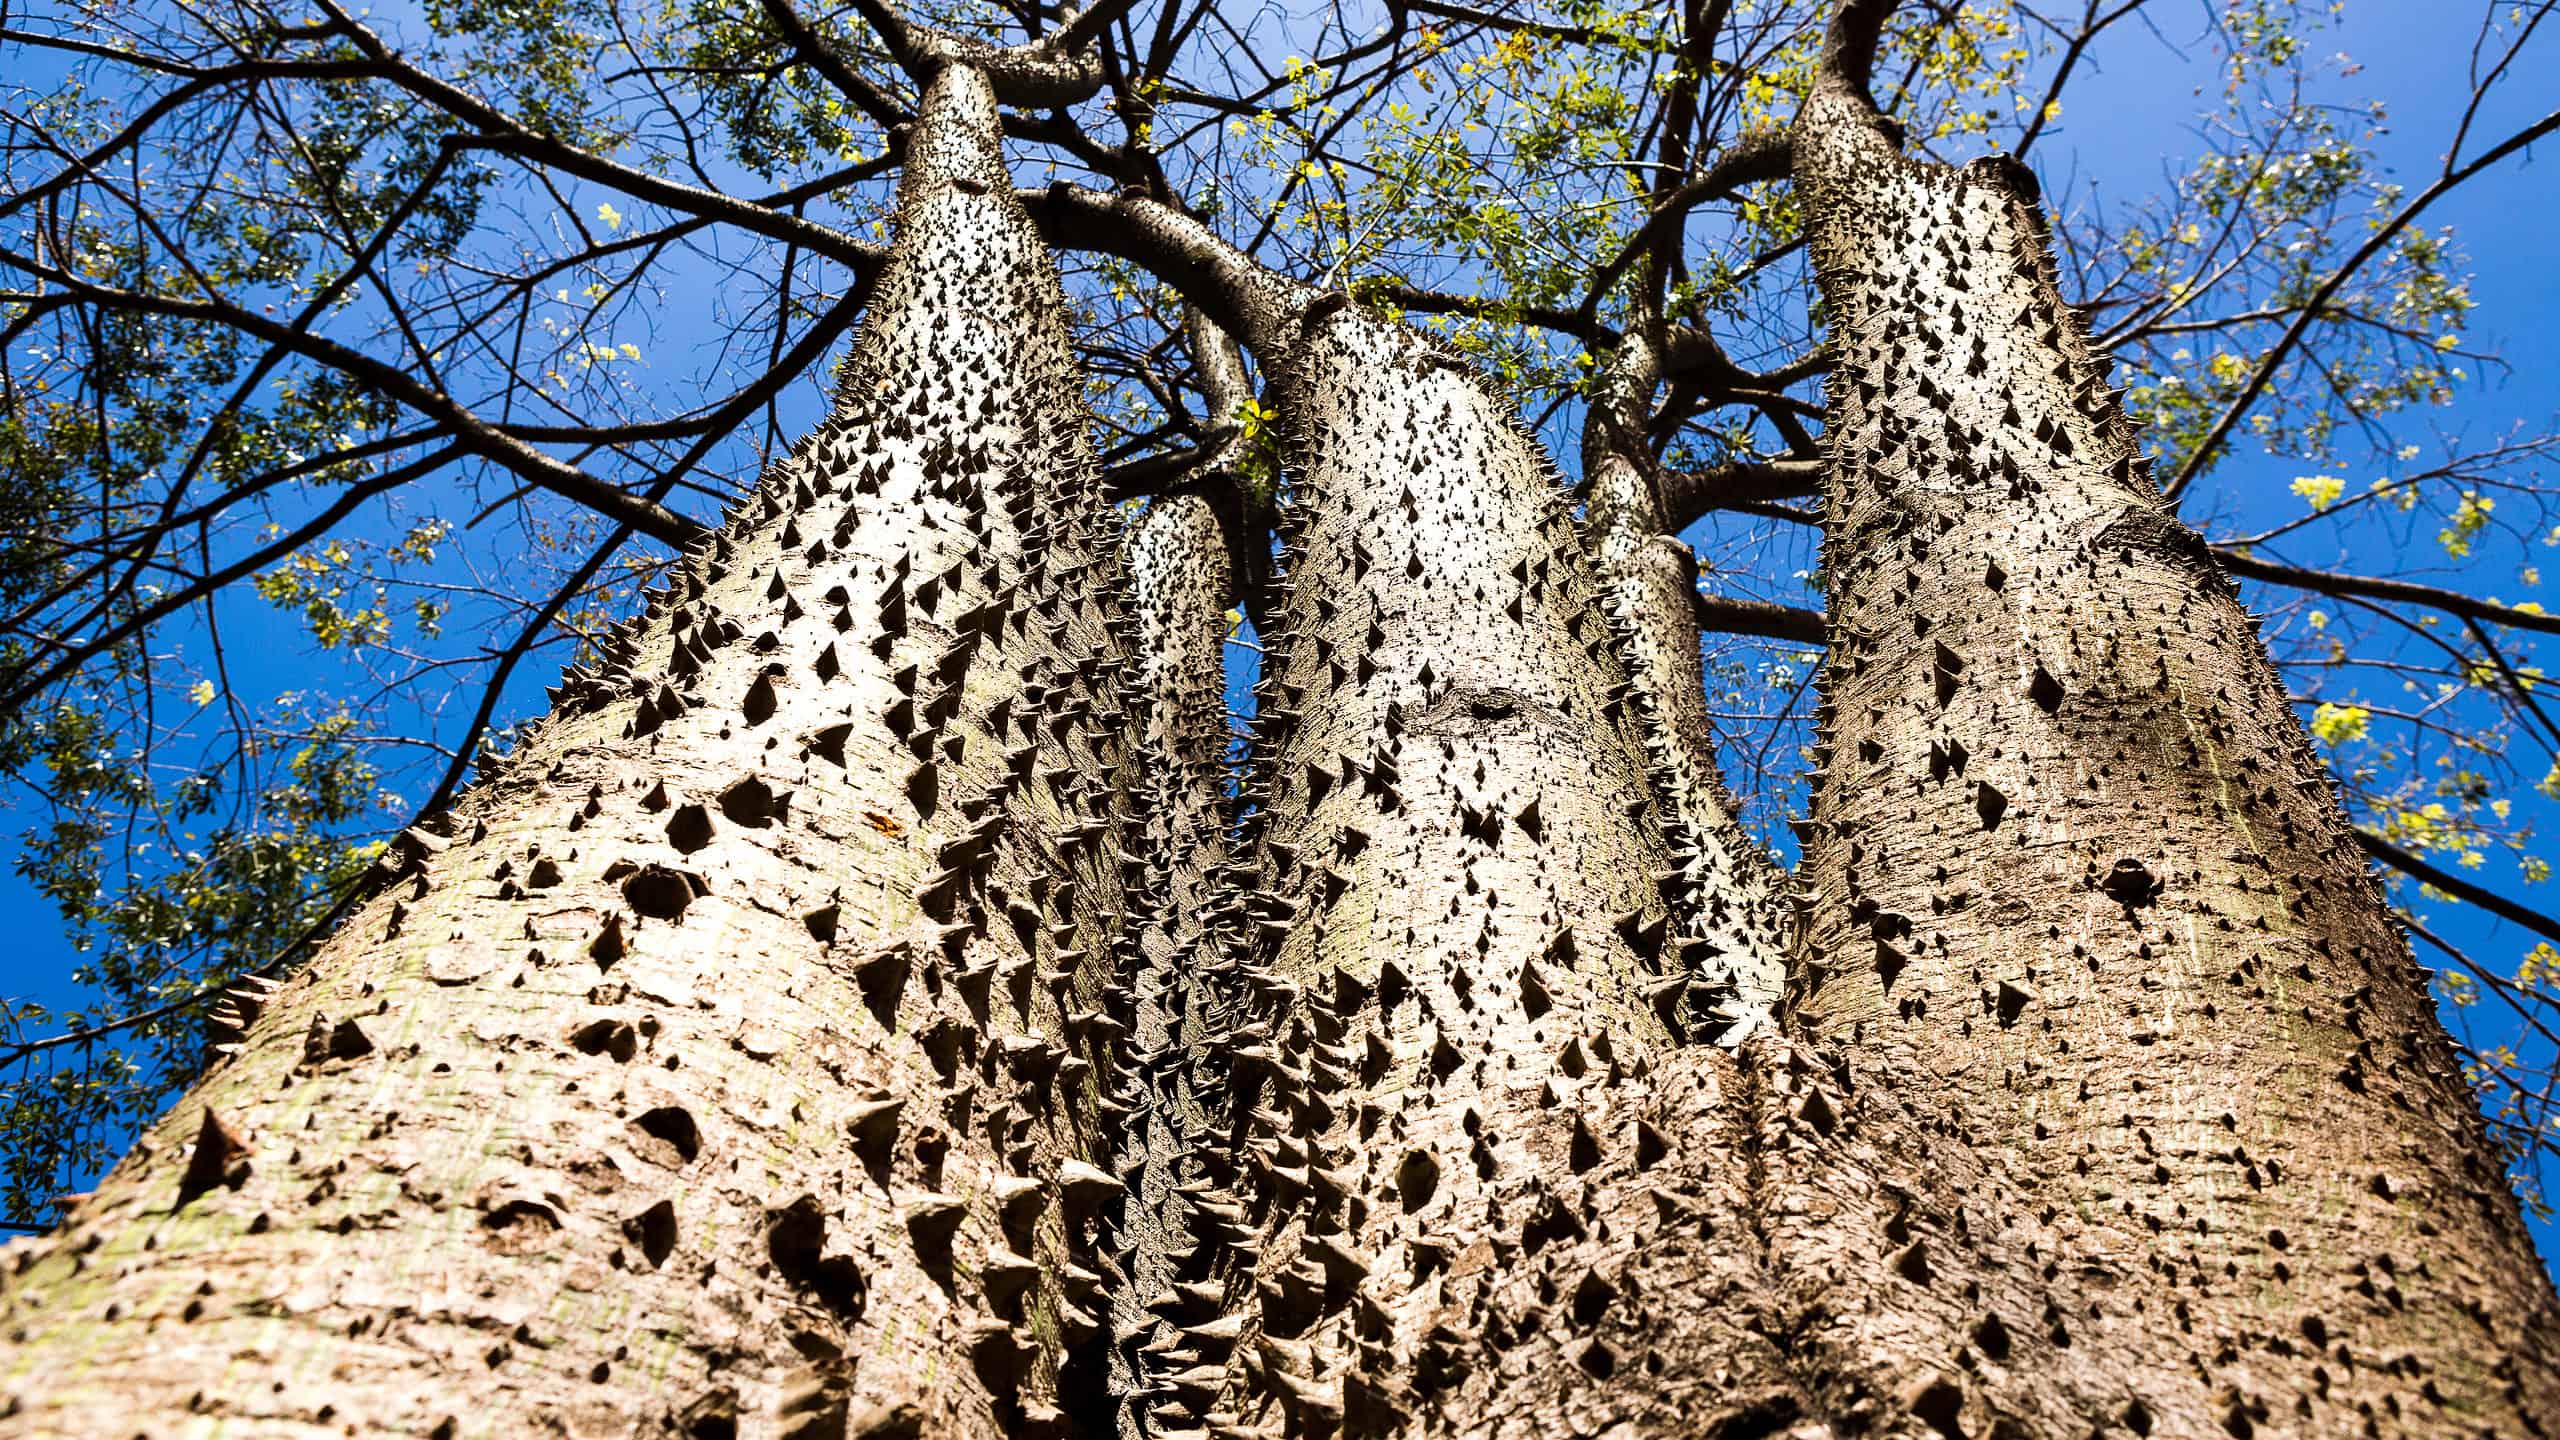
[4,0,2554,1275]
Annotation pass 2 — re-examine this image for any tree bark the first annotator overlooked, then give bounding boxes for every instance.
[1033,178,1837,1440]
[1027,185,1813,1431]
[1109,311,1250,1436]
[1760,7,2560,1432]
[0,63,1139,1440]
[1582,327,1793,1035]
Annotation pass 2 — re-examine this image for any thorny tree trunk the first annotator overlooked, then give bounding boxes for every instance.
[1582,327,1791,1034]
[1037,186,1805,1434]
[0,64,1142,1440]
[11,10,2560,1434]
[1108,309,1249,1433]
[1206,296,1739,1438]
[1761,16,2560,1435]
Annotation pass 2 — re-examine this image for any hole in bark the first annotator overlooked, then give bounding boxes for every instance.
[632,1106,701,1165]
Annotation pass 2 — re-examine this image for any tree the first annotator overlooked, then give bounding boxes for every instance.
[4,0,2559,1434]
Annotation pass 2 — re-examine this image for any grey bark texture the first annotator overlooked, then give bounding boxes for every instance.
[1109,311,1250,1436]
[0,63,1139,1440]
[6,5,2559,1434]
[1581,325,1794,1035]
[1759,18,2560,1434]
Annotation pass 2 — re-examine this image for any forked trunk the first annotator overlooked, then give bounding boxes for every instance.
[1044,183,1821,1440]
[0,64,1137,1440]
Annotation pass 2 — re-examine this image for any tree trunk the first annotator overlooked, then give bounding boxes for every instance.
[1582,327,1793,1035]
[1118,259,1800,1430]
[0,63,1138,1440]
[1761,21,2560,1434]
[1039,180,1833,1440]
[1109,311,1249,1435]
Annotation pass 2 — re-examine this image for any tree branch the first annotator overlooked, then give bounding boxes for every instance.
[2162,100,2560,505]
[1693,591,1827,643]
[757,0,909,127]
[1662,457,1824,530]
[1581,130,1793,315]
[2356,829,2560,952]
[2215,547,2560,640]
[2,252,708,548]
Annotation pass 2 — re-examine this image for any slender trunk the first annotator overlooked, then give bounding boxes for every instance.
[1582,329,1792,1035]
[1110,312,1249,1436]
[0,65,1136,1440]
[1766,51,2560,1435]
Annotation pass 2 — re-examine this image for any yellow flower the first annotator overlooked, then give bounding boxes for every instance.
[2308,702,2368,746]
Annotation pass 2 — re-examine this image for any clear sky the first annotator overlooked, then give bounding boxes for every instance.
[3,0,2553,1277]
